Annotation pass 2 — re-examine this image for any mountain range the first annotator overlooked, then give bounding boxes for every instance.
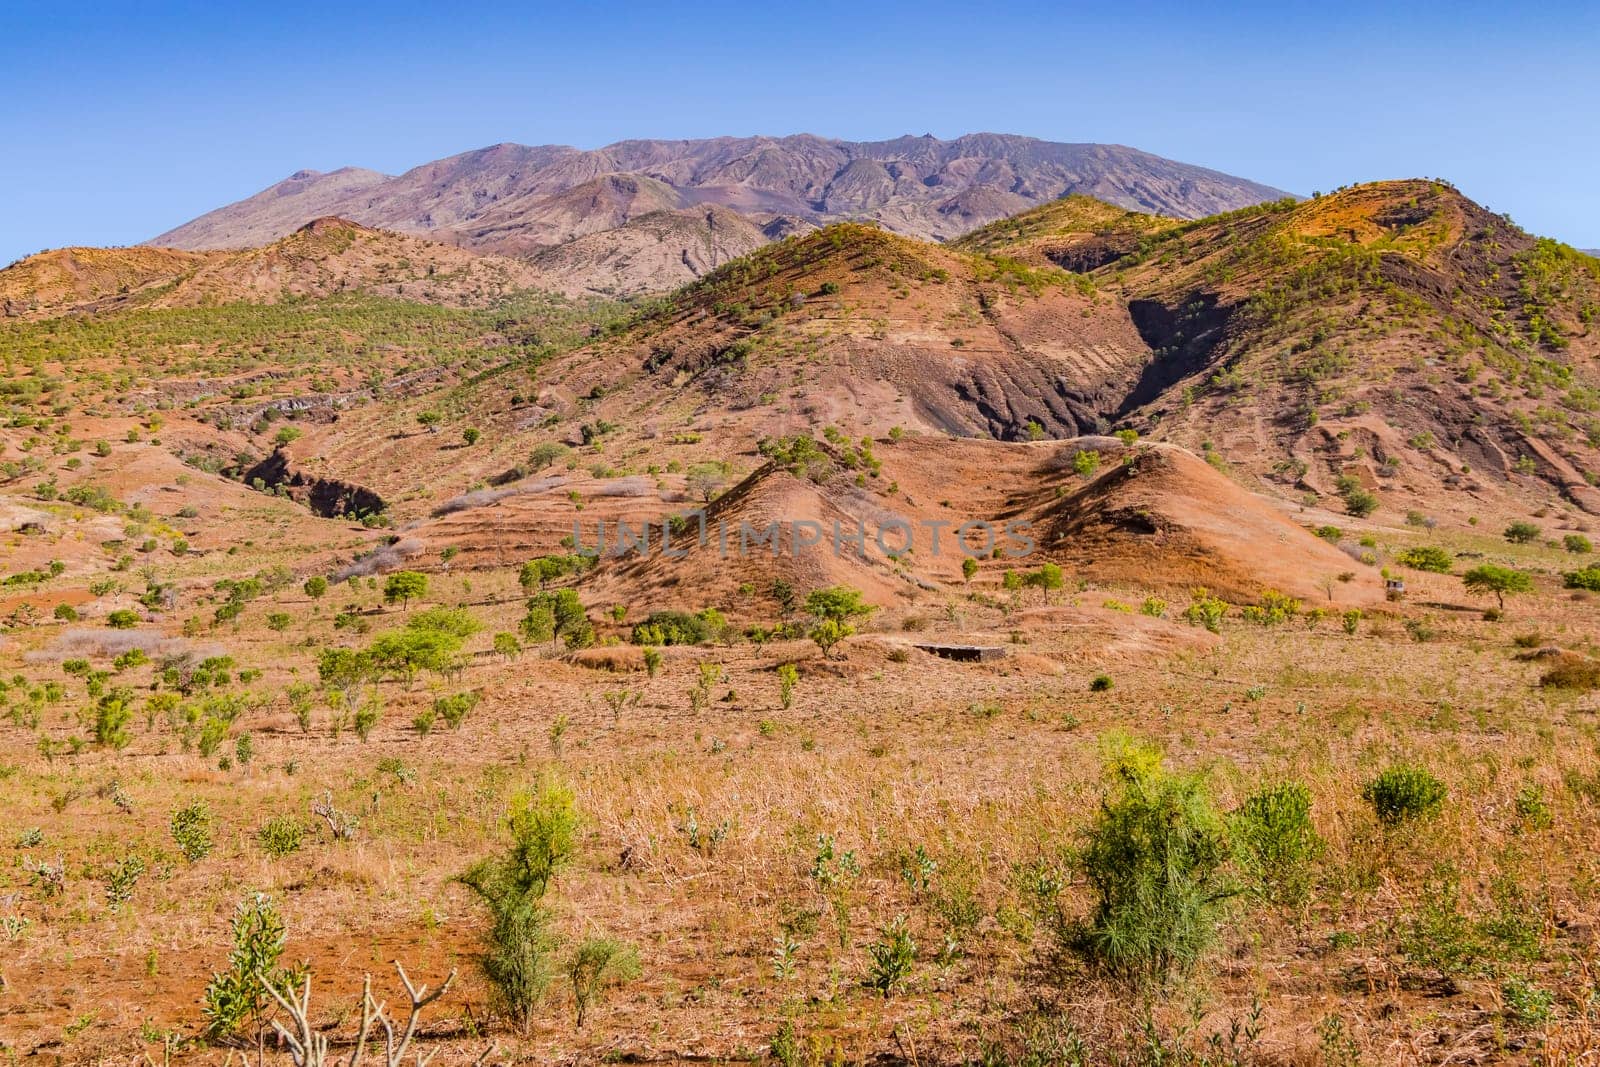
[148,134,1290,269]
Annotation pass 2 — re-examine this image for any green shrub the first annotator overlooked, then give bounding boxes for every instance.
[1071,737,1230,982]
[1230,782,1321,905]
[106,609,139,629]
[434,691,481,730]
[865,915,917,997]
[1241,589,1300,626]
[257,816,304,857]
[1181,589,1227,633]
[1514,785,1553,831]
[1090,674,1113,692]
[93,692,133,749]
[1397,546,1454,573]
[171,800,213,862]
[1342,486,1379,518]
[1504,521,1541,544]
[563,935,641,1028]
[201,893,301,1038]
[1564,534,1593,554]
[1313,524,1343,543]
[1563,564,1600,591]
[777,662,798,709]
[1502,976,1555,1025]
[1362,765,1446,825]
[630,610,713,646]
[460,777,578,1032]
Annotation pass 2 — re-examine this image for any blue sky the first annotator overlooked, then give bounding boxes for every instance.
[2,0,1597,265]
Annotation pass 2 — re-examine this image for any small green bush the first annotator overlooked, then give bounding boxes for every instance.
[1071,737,1230,982]
[1504,521,1541,544]
[170,800,214,862]
[202,893,300,1038]
[865,915,917,997]
[1230,782,1321,905]
[1397,546,1453,573]
[1362,765,1446,825]
[257,816,304,857]
[1563,564,1600,591]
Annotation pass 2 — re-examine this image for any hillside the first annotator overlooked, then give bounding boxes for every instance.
[0,245,220,318]
[1094,181,1600,517]
[280,185,1600,532]
[520,205,795,297]
[951,193,1176,269]
[0,218,551,316]
[149,133,1291,254]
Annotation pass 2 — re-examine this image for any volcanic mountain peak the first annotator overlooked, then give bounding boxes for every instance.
[148,133,1293,253]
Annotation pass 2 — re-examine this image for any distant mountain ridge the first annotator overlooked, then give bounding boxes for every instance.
[148,133,1291,254]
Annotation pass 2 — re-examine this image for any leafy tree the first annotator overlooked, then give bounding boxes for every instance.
[383,570,428,609]
[524,588,591,649]
[368,628,465,683]
[1024,562,1064,600]
[519,554,587,593]
[961,557,978,583]
[685,461,731,504]
[317,647,372,712]
[770,579,797,621]
[527,442,570,471]
[416,410,442,434]
[804,586,874,659]
[520,603,556,647]
[407,606,482,639]
[463,427,482,446]
[1462,564,1533,612]
[302,575,327,600]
